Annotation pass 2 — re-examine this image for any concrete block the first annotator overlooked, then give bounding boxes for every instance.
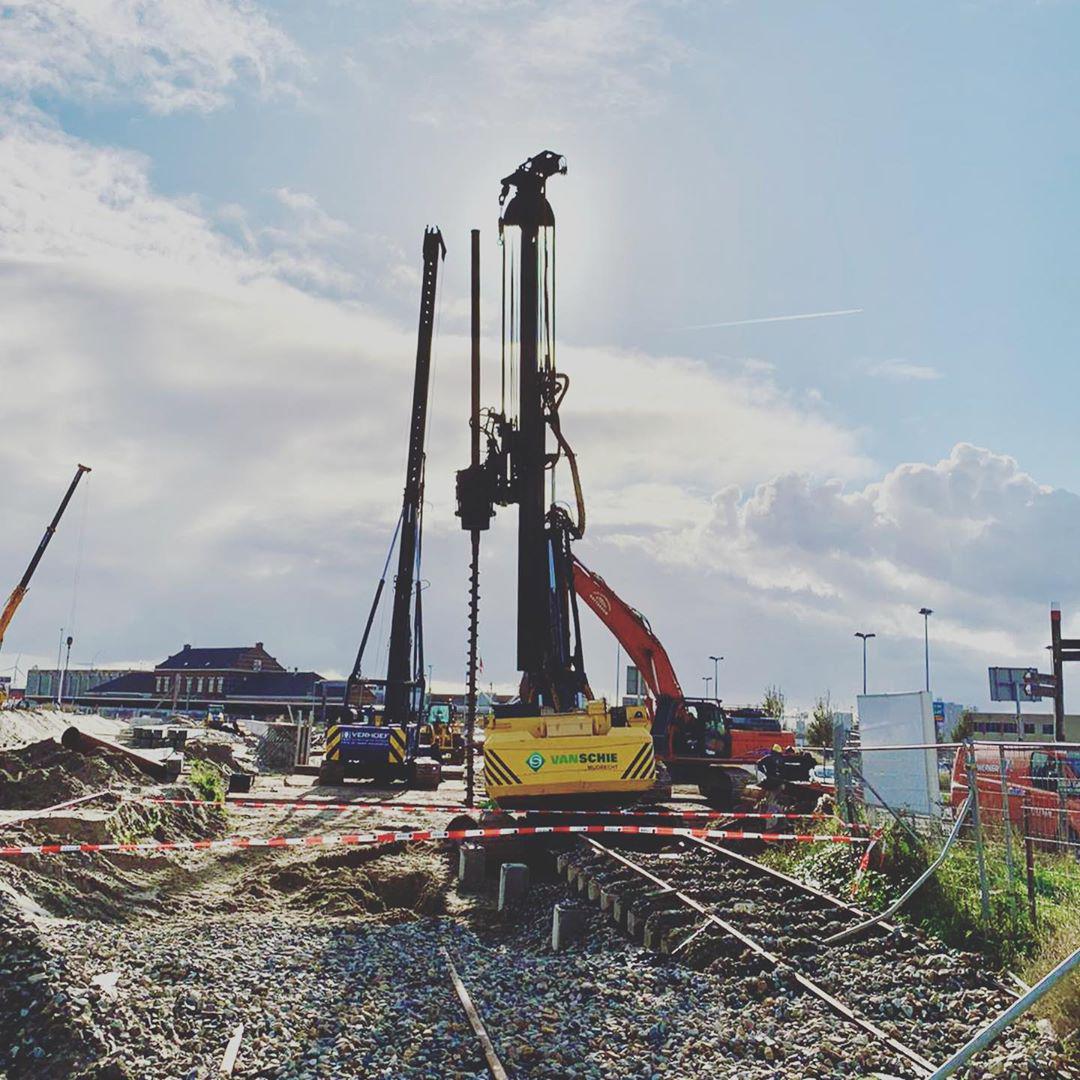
[576,872,590,894]
[612,896,627,926]
[458,844,486,890]
[555,852,571,876]
[552,903,589,952]
[498,862,529,911]
[625,908,645,940]
[599,887,616,912]
[587,879,601,902]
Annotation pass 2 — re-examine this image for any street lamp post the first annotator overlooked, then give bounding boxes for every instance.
[919,608,933,693]
[854,632,876,695]
[703,675,712,700]
[708,655,723,702]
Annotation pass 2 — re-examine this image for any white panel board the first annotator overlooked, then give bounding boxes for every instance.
[856,691,940,816]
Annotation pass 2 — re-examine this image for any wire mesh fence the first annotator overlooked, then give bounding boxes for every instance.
[832,738,1080,943]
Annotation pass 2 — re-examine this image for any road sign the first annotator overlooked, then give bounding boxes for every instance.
[989,667,1040,703]
[1023,670,1057,700]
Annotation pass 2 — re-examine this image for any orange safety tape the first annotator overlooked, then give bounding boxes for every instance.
[0,823,871,858]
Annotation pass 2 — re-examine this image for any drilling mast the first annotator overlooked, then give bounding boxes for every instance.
[456,152,654,805]
[345,227,445,722]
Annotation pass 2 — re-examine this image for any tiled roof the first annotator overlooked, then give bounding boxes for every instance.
[88,671,156,695]
[226,671,324,698]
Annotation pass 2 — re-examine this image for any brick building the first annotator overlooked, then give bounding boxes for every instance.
[83,643,325,718]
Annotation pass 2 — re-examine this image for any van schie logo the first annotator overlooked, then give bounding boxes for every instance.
[526,751,545,772]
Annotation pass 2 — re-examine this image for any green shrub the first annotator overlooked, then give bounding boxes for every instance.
[188,759,225,803]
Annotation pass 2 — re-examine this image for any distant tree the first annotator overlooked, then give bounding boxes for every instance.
[951,708,976,742]
[762,684,785,720]
[806,694,834,748]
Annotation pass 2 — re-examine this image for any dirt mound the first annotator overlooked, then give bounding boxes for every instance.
[236,848,448,918]
[0,738,147,810]
[183,737,247,774]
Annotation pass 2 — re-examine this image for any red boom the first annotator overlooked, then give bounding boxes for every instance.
[570,556,684,711]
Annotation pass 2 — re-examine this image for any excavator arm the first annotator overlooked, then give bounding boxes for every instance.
[570,555,684,715]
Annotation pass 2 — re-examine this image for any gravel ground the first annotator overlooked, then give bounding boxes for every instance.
[1,877,926,1080]
[1,782,1076,1079]
[562,842,1077,1079]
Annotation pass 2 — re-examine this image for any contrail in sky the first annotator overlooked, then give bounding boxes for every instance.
[677,307,863,331]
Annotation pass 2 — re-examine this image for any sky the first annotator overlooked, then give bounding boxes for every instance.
[1,0,1079,716]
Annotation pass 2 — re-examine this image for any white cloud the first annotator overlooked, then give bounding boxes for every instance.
[0,0,300,113]
[0,109,872,695]
[866,358,943,381]
[388,0,686,126]
[639,443,1076,664]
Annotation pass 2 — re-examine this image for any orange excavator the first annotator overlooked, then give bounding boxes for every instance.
[571,556,814,808]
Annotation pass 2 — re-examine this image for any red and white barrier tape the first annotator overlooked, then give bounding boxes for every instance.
[0,823,869,858]
[139,795,838,822]
[523,808,838,821]
[139,796,467,814]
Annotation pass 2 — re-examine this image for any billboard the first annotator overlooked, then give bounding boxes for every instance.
[856,691,940,816]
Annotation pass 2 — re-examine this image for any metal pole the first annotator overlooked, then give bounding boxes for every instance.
[1050,603,1064,742]
[965,740,991,929]
[710,655,722,702]
[855,632,874,695]
[1022,803,1037,928]
[926,946,1080,1079]
[997,744,1016,918]
[703,676,711,699]
[920,608,933,693]
[61,635,73,708]
[465,227,481,810]
[54,627,64,706]
[615,643,621,704]
[925,614,930,692]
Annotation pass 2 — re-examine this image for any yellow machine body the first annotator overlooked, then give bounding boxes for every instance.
[482,700,654,805]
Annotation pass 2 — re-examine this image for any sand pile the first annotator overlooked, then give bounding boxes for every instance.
[0,738,147,810]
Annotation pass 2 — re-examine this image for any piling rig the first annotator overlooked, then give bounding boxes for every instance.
[455,152,655,805]
[319,227,446,790]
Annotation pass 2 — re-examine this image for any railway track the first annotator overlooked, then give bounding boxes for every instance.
[561,835,1033,1078]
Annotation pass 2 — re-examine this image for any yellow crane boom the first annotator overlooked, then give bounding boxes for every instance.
[0,464,91,656]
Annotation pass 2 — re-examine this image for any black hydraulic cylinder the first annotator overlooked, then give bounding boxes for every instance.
[500,156,559,687]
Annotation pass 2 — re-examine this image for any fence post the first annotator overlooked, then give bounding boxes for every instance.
[1022,802,1038,929]
[833,718,850,822]
[965,740,991,929]
[1057,783,1069,848]
[997,744,1017,917]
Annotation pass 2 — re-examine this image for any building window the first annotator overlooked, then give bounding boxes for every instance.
[197,677,204,693]
[186,677,193,694]
[1024,723,1035,735]
[253,659,262,672]
[155,677,162,693]
[1042,724,1054,736]
[217,677,224,694]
